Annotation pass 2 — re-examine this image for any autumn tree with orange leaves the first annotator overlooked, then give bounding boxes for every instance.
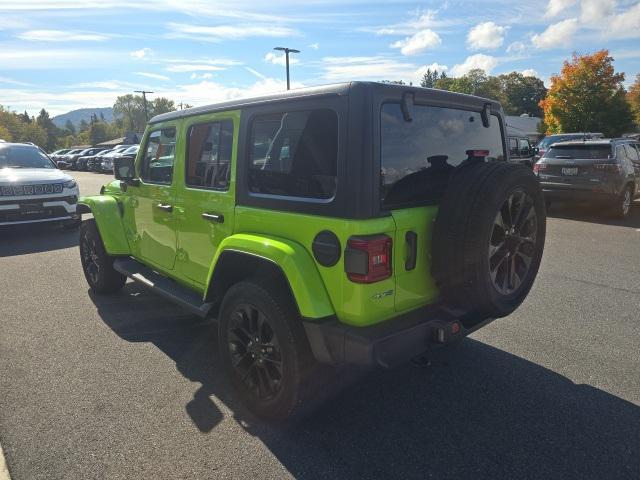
[628,74,640,128]
[539,50,633,137]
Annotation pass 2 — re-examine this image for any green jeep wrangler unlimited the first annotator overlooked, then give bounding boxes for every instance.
[78,82,546,420]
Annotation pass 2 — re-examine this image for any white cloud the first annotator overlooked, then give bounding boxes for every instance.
[190,72,214,80]
[166,22,298,42]
[309,43,319,50]
[580,0,615,24]
[264,51,300,66]
[531,18,578,49]
[130,48,152,59]
[450,54,498,76]
[467,22,507,51]
[165,64,226,73]
[607,3,640,39]
[321,56,439,85]
[390,29,441,56]
[0,76,32,86]
[0,48,118,69]
[545,0,577,18]
[18,29,109,42]
[506,41,526,54]
[415,63,448,82]
[135,72,170,81]
[370,8,456,35]
[521,69,538,77]
[73,80,139,90]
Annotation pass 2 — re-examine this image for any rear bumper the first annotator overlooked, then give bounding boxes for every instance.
[542,187,617,204]
[303,305,494,369]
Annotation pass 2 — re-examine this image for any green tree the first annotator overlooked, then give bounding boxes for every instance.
[540,50,633,136]
[0,124,11,141]
[628,74,640,129]
[19,121,48,147]
[78,119,89,132]
[498,72,547,116]
[64,119,76,135]
[113,94,147,132]
[89,121,109,145]
[151,97,176,116]
[36,108,59,151]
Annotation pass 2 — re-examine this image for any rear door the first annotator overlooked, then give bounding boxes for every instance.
[175,111,239,287]
[380,102,505,313]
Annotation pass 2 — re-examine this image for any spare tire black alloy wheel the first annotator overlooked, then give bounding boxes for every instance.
[227,304,283,401]
[489,188,537,295]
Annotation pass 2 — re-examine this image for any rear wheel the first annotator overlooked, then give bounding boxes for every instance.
[218,280,323,421]
[79,219,126,293]
[611,186,632,219]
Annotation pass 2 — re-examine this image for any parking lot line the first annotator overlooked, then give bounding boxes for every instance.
[0,442,10,480]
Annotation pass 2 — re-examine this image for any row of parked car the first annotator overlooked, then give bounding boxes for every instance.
[49,145,140,173]
[531,133,640,219]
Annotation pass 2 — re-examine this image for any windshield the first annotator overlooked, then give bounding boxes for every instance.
[381,103,504,208]
[0,145,56,169]
[545,145,611,159]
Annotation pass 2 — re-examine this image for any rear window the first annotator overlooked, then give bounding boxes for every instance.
[544,145,611,159]
[248,109,338,200]
[381,103,504,208]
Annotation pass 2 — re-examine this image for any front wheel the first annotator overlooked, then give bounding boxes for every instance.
[79,219,126,293]
[218,280,320,421]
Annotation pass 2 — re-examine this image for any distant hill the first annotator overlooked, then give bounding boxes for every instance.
[52,107,115,128]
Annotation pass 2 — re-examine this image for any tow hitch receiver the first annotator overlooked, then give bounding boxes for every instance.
[433,321,462,344]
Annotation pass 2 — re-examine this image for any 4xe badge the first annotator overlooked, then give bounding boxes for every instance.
[371,289,394,300]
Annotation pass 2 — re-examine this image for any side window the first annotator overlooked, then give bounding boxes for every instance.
[509,138,519,157]
[140,128,176,185]
[624,144,639,162]
[616,145,627,162]
[186,120,234,190]
[519,138,531,156]
[248,109,338,200]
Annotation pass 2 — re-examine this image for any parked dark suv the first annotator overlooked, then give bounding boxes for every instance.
[534,139,640,218]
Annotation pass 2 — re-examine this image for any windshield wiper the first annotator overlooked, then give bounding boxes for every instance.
[5,165,25,168]
[555,155,573,159]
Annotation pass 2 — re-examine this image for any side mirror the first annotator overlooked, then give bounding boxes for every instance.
[532,147,540,156]
[114,156,138,185]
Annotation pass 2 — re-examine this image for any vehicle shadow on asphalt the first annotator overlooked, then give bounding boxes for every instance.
[91,284,640,480]
[547,201,640,228]
[0,223,78,257]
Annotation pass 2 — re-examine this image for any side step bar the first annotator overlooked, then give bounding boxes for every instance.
[113,257,213,318]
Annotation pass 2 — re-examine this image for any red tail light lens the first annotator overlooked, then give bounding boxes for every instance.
[592,163,622,174]
[345,235,392,283]
[533,162,546,174]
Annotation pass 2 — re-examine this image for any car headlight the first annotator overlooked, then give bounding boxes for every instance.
[63,180,77,189]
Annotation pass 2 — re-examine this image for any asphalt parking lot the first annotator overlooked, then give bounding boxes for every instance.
[1,171,639,480]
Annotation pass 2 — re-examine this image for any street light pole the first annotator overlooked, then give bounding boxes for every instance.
[273,47,300,90]
[134,90,154,121]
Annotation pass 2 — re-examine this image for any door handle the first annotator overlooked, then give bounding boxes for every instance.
[155,203,173,212]
[202,212,224,223]
[405,231,417,271]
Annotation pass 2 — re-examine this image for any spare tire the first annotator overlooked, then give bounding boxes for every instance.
[431,161,546,318]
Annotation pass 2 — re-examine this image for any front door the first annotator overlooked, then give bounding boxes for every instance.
[126,126,179,271]
[175,113,238,286]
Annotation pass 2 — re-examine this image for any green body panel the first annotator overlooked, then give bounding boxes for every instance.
[233,207,398,326]
[207,233,335,320]
[390,206,440,311]
[174,111,240,287]
[77,195,130,255]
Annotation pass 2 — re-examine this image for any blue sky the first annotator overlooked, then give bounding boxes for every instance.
[0,0,639,116]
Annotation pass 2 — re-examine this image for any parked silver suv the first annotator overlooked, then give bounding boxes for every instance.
[534,139,640,218]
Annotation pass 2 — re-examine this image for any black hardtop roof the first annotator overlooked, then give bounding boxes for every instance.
[149,81,503,125]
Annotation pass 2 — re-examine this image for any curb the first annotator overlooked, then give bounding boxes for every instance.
[0,442,10,480]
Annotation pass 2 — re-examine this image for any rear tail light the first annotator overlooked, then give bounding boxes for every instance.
[533,162,546,174]
[344,235,392,283]
[592,163,622,174]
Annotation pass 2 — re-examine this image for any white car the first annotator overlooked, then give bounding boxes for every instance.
[0,143,81,227]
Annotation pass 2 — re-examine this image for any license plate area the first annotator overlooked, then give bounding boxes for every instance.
[19,203,45,216]
[561,167,578,176]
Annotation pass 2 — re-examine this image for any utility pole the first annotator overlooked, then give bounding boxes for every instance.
[134,90,154,121]
[273,47,300,90]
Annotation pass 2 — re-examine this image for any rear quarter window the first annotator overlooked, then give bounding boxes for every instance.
[381,103,504,208]
[545,145,611,159]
